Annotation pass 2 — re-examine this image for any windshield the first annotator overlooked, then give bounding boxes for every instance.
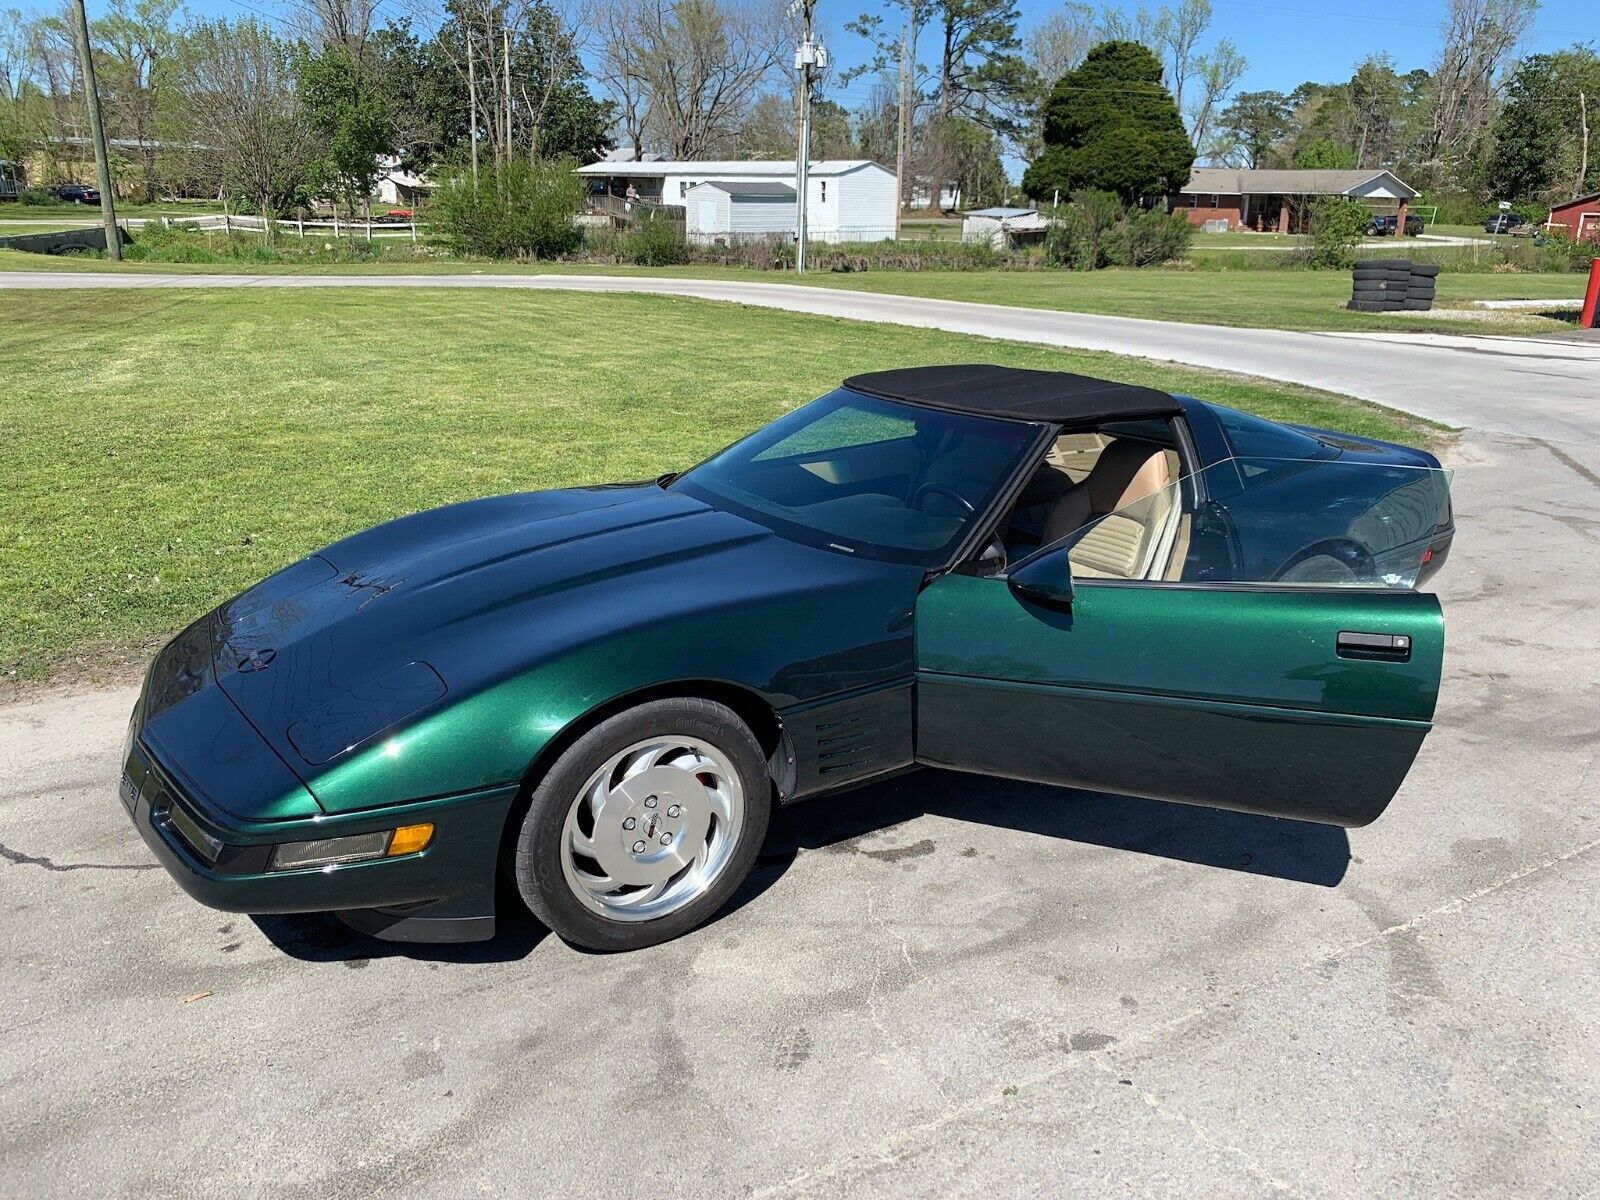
[672,388,1042,565]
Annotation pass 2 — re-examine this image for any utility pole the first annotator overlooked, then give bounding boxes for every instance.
[792,0,826,274]
[1578,90,1590,202]
[68,0,120,261]
[895,3,917,236]
[466,30,480,187]
[503,26,513,161]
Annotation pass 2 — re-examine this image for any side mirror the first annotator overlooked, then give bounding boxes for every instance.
[1007,548,1074,607]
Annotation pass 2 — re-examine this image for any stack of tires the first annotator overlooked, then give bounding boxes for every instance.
[1349,259,1438,312]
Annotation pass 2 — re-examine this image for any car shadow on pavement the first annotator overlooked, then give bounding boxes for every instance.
[251,878,549,966]
[254,769,1349,961]
[726,767,1351,920]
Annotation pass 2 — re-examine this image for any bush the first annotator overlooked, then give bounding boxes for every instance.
[1045,191,1190,270]
[427,157,584,259]
[1307,196,1370,269]
[16,186,57,205]
[1112,208,1194,266]
[628,211,689,266]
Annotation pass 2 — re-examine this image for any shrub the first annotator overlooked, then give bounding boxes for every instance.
[628,211,689,266]
[1045,191,1190,270]
[1111,207,1193,266]
[1307,197,1369,269]
[427,157,584,259]
[16,186,56,205]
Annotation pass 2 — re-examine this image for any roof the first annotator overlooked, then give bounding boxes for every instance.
[964,206,1036,218]
[842,365,1182,425]
[1551,192,1600,210]
[690,180,796,198]
[576,159,888,179]
[1181,167,1419,199]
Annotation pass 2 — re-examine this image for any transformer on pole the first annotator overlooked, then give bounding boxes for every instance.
[792,2,827,274]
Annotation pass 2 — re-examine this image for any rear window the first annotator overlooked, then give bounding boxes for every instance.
[1212,405,1328,460]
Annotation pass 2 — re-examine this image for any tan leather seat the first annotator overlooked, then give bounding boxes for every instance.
[1040,440,1178,579]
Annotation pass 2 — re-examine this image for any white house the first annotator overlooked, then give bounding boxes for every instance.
[576,159,898,242]
[375,155,433,207]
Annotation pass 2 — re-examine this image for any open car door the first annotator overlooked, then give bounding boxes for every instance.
[914,457,1451,827]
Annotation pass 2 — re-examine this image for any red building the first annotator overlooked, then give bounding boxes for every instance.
[1547,193,1600,242]
[1171,168,1419,233]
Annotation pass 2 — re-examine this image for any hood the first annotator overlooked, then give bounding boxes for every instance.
[207,483,913,791]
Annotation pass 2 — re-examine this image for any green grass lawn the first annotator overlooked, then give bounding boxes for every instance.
[0,287,1442,687]
[0,199,228,218]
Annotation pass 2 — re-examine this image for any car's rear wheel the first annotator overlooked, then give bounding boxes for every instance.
[513,698,771,951]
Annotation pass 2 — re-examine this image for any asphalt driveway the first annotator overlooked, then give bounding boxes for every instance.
[1,285,1597,1197]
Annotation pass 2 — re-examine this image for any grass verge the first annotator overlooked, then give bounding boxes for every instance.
[1,247,1583,334]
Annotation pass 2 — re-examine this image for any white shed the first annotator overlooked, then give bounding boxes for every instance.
[684,181,796,243]
[577,159,899,243]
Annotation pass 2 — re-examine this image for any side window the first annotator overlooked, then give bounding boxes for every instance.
[1028,455,1451,590]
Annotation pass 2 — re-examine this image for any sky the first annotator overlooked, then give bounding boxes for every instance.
[142,0,1597,117]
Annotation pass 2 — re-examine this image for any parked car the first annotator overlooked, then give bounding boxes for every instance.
[121,366,1454,952]
[1368,213,1424,236]
[1484,213,1530,234]
[48,183,100,205]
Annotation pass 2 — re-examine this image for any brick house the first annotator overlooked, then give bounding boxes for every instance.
[1171,167,1420,233]
[1547,193,1600,242]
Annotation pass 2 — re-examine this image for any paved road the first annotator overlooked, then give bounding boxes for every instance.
[2,277,1599,1197]
[4,269,1597,442]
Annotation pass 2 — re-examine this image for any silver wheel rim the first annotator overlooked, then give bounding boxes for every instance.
[559,735,745,922]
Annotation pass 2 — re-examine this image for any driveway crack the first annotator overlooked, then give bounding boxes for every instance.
[0,841,159,873]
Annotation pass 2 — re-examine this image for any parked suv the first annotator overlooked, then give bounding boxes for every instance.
[1484,213,1530,234]
[1368,213,1424,236]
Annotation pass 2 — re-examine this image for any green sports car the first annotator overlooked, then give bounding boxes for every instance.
[120,366,1453,952]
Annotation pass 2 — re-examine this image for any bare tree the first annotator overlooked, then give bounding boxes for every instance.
[175,19,317,229]
[1423,0,1536,180]
[599,0,786,160]
[1186,38,1244,158]
[592,0,653,158]
[1026,4,1095,88]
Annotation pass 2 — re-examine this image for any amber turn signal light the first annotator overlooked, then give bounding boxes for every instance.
[387,823,435,856]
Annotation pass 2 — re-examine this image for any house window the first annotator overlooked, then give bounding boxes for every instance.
[1211,194,1220,207]
[1188,193,1198,208]
[820,181,827,203]
[680,181,688,199]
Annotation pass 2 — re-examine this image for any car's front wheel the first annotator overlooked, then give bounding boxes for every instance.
[513,698,772,951]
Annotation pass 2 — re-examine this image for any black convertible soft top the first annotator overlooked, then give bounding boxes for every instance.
[843,364,1184,425]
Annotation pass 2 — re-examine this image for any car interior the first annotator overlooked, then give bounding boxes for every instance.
[991,418,1190,582]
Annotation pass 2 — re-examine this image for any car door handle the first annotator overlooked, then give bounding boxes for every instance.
[1337,631,1412,662]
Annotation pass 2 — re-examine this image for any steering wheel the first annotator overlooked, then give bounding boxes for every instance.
[912,482,976,514]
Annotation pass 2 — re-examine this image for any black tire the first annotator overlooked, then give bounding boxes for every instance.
[1350,281,1389,294]
[1348,300,1387,312]
[1401,298,1434,310]
[1410,263,1441,278]
[513,698,772,952]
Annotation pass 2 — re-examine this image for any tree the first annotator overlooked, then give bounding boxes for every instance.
[172,19,317,227]
[594,0,786,160]
[92,0,179,199]
[298,43,390,218]
[1220,90,1290,167]
[1421,0,1537,186]
[1293,137,1355,168]
[1487,47,1600,204]
[1022,40,1195,204]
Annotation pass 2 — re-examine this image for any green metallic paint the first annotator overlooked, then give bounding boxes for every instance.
[914,573,1443,826]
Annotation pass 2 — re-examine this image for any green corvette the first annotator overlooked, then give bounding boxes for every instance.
[120,366,1453,951]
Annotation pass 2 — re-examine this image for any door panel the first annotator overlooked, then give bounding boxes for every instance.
[915,574,1443,827]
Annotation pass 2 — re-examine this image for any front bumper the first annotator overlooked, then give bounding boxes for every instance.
[122,734,517,942]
